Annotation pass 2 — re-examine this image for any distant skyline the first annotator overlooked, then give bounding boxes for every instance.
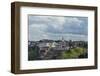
[28,15,88,41]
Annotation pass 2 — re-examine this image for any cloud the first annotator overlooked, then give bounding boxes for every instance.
[28,15,88,41]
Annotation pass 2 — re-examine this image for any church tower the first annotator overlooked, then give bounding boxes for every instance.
[61,36,66,48]
[62,36,64,42]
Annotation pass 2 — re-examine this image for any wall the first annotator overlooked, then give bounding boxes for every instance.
[0,0,100,76]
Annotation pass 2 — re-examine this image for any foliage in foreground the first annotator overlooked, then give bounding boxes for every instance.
[28,46,87,60]
[28,46,39,60]
[60,47,87,59]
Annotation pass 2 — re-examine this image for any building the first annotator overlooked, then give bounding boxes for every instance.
[37,36,70,59]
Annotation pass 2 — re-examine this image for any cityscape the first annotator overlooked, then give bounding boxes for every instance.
[28,37,88,60]
[28,15,88,60]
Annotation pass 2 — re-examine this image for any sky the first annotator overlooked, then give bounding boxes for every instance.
[28,15,88,41]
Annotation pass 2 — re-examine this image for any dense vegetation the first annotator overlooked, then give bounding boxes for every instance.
[60,47,87,59]
[28,46,39,60]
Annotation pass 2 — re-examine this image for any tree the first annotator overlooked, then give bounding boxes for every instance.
[69,40,73,49]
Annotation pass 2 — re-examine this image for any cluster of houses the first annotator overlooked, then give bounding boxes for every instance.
[28,37,87,59]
